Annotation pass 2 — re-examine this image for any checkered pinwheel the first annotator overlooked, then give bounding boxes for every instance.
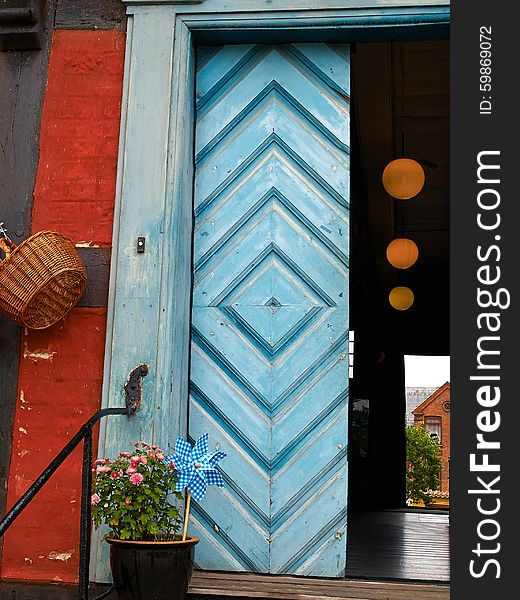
[166,433,226,502]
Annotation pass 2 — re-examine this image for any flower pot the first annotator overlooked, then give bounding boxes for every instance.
[107,536,199,600]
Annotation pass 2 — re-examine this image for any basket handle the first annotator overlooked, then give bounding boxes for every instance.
[0,222,16,260]
[0,237,13,260]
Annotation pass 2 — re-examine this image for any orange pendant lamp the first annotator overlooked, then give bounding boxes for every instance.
[382,158,425,200]
[389,286,415,311]
[386,238,419,269]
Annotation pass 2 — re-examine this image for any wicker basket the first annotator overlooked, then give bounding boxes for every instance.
[0,231,87,329]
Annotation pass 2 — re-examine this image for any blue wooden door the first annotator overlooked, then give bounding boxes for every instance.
[189,44,350,577]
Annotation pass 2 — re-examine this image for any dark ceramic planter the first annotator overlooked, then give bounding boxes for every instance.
[107,536,199,600]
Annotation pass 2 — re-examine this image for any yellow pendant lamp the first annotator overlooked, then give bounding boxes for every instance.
[386,238,419,269]
[389,286,415,311]
[382,158,425,200]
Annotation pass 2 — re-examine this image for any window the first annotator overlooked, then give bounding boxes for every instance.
[424,416,442,442]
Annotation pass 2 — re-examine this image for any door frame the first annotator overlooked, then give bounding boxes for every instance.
[92,0,450,583]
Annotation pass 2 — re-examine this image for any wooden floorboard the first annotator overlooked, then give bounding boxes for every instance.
[0,576,449,600]
[345,510,450,582]
[188,572,449,600]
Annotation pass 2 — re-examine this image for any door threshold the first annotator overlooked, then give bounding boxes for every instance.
[188,571,450,600]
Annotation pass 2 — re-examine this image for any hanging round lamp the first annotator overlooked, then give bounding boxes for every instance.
[386,238,419,269]
[382,158,425,200]
[389,286,414,311]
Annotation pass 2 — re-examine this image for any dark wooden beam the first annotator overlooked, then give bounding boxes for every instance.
[0,581,111,599]
[77,247,111,308]
[54,0,126,30]
[0,0,54,561]
[0,1,47,51]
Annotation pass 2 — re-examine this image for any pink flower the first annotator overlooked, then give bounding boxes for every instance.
[94,459,106,466]
[110,471,119,479]
[124,498,131,505]
[134,442,139,447]
[147,451,156,459]
[141,442,150,448]
[169,460,175,470]
[96,466,110,473]
[129,473,144,486]
[91,493,101,505]
[119,452,131,458]
[125,467,137,475]
[152,445,158,450]
[140,457,147,465]
[156,453,165,461]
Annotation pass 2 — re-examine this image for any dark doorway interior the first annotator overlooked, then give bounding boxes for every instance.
[347,39,450,581]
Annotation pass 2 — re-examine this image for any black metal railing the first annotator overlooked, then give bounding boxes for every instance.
[0,364,149,600]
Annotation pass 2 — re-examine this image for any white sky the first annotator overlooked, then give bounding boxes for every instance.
[404,355,450,388]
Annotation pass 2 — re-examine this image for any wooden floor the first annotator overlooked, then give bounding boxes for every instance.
[188,572,449,600]
[0,575,449,600]
[345,510,450,582]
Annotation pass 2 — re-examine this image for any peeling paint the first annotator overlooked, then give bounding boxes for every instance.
[24,557,32,564]
[75,240,99,248]
[23,343,57,362]
[18,427,27,435]
[48,550,74,562]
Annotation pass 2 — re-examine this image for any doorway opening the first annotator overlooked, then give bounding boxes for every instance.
[346,38,449,582]
[405,355,450,509]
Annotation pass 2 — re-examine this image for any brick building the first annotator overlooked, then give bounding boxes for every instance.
[406,386,437,426]
[412,382,450,494]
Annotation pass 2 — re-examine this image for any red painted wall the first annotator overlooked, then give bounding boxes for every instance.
[1,310,107,581]
[31,30,125,247]
[1,30,125,583]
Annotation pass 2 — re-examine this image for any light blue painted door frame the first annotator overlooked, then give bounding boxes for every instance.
[93,0,450,583]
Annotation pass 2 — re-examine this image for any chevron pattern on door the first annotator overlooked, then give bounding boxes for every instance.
[188,44,350,577]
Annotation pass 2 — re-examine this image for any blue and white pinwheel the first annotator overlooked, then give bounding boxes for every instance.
[167,433,226,502]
